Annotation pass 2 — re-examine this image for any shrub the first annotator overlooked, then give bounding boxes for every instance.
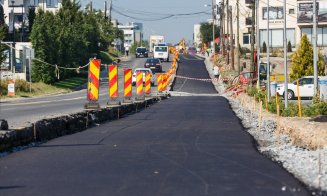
[0,80,8,96]
[240,47,251,55]
[287,41,292,52]
[281,102,298,117]
[14,79,30,93]
[262,41,267,53]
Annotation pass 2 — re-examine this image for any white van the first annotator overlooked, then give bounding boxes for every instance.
[153,46,169,62]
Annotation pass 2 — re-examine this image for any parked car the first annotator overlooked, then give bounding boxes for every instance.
[276,76,321,99]
[135,47,148,58]
[144,58,162,72]
[132,68,156,86]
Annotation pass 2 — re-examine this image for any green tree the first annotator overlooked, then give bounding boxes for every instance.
[287,40,292,52]
[291,34,325,80]
[0,4,8,65]
[200,22,220,48]
[262,41,267,53]
[27,7,36,40]
[29,0,122,83]
[30,10,56,83]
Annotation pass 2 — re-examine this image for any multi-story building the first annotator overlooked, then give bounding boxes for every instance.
[193,24,201,48]
[227,0,327,53]
[1,0,62,36]
[118,22,143,48]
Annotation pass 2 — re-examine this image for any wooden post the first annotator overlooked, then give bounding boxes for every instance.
[296,79,302,117]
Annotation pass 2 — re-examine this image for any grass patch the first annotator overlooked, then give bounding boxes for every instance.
[0,77,87,98]
[53,77,87,90]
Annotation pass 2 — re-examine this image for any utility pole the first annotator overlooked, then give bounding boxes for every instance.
[256,0,260,85]
[104,1,107,19]
[267,0,271,101]
[220,0,225,57]
[250,0,255,72]
[109,0,112,22]
[283,0,288,108]
[230,6,234,70]
[90,1,93,12]
[212,0,216,57]
[313,0,318,95]
[237,0,240,74]
[226,0,229,64]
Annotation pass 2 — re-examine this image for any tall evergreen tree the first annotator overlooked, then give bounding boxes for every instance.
[291,34,325,80]
[30,10,56,83]
[28,7,36,40]
[0,4,8,66]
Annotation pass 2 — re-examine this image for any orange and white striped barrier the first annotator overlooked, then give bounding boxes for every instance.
[145,72,151,95]
[135,71,144,100]
[124,69,132,101]
[85,59,101,109]
[157,74,163,93]
[7,80,15,97]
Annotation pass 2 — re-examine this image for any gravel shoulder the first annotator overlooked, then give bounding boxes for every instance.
[200,54,327,194]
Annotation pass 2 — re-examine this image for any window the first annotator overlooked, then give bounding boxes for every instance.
[259,29,295,48]
[263,7,284,20]
[243,33,250,44]
[289,9,295,14]
[301,27,327,46]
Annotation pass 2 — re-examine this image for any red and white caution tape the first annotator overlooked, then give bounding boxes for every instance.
[175,75,219,82]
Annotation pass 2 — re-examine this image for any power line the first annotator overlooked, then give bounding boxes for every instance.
[112,5,210,21]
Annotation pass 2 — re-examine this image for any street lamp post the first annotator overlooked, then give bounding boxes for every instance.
[11,0,16,77]
[212,0,216,57]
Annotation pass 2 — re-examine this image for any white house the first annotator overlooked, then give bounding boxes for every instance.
[118,22,143,48]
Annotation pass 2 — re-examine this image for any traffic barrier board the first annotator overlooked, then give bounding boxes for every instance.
[124,69,132,98]
[87,59,101,101]
[108,65,118,99]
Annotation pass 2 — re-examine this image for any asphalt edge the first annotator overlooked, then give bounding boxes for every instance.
[0,95,168,153]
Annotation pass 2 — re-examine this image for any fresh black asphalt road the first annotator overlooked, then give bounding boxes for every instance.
[0,54,309,196]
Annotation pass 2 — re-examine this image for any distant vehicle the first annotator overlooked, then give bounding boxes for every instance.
[149,35,165,52]
[132,68,156,86]
[135,47,148,58]
[153,46,169,62]
[144,58,162,72]
[188,47,197,55]
[276,76,322,99]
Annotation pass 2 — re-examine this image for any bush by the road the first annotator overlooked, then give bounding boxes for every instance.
[246,86,327,117]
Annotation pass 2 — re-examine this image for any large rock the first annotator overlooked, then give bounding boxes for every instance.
[0,119,8,130]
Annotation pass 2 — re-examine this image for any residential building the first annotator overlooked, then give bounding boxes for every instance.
[225,0,327,54]
[118,22,143,48]
[1,0,62,35]
[193,24,201,48]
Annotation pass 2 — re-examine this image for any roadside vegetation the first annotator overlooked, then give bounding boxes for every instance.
[0,77,87,98]
[29,0,123,84]
[246,86,327,117]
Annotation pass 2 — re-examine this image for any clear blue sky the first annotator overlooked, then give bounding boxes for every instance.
[79,0,212,44]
